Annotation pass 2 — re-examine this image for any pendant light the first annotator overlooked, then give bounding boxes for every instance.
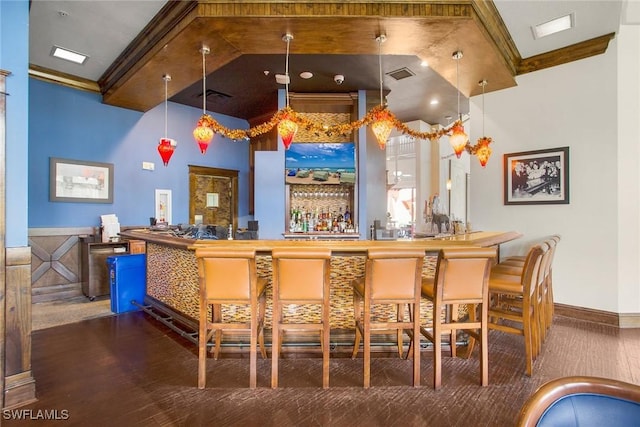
[277,34,298,150]
[371,34,394,150]
[157,74,177,166]
[449,50,469,158]
[193,46,214,154]
[474,79,493,167]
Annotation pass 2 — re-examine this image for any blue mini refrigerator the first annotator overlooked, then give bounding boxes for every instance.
[107,254,146,314]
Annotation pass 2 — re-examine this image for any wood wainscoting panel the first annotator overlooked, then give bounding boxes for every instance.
[28,228,94,303]
[5,246,36,408]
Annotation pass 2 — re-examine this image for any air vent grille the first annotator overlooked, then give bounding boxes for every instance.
[386,67,415,81]
[198,89,232,100]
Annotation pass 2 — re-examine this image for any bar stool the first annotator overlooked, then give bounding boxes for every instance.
[488,243,549,376]
[195,247,267,389]
[416,247,496,388]
[271,248,332,388]
[351,248,424,388]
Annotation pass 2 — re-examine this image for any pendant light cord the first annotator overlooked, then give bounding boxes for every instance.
[284,35,291,108]
[201,48,207,115]
[377,35,385,107]
[164,75,169,138]
[456,56,461,122]
[481,81,485,136]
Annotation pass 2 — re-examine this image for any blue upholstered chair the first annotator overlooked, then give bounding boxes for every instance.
[517,376,640,427]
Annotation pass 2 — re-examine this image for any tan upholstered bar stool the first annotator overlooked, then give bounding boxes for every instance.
[493,235,560,337]
[351,248,424,388]
[195,248,267,389]
[271,248,332,388]
[416,247,496,388]
[488,243,549,376]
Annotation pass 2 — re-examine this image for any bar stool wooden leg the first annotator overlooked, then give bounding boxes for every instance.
[271,302,281,388]
[212,303,222,359]
[352,289,362,359]
[258,292,267,359]
[198,302,208,389]
[396,304,404,358]
[322,289,331,389]
[249,299,258,388]
[363,298,371,388]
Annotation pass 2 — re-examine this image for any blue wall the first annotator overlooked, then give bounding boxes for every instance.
[28,79,252,228]
[1,0,29,246]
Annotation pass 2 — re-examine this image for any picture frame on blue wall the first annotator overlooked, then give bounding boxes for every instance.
[504,147,569,205]
[49,157,114,203]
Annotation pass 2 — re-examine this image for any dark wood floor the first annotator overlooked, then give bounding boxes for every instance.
[6,312,640,426]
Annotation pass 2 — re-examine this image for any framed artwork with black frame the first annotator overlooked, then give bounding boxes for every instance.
[49,157,114,203]
[504,147,569,205]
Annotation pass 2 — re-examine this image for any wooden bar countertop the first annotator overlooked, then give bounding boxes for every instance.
[120,229,522,253]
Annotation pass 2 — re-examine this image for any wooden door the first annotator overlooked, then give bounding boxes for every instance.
[188,165,238,231]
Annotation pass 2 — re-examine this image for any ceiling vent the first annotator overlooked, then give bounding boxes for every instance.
[198,89,232,100]
[386,67,415,81]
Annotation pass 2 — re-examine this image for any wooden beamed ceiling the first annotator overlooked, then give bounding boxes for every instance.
[87,1,613,116]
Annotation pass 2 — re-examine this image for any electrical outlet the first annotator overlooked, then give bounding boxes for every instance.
[142,162,155,171]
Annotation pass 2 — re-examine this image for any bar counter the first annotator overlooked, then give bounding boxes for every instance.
[119,230,521,345]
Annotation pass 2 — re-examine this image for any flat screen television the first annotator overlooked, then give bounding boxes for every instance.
[285,142,356,185]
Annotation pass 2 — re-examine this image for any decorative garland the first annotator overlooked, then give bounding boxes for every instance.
[196,105,455,142]
[195,104,492,163]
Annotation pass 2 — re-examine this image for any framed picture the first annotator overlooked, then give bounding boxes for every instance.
[155,189,172,224]
[504,147,569,205]
[49,157,114,203]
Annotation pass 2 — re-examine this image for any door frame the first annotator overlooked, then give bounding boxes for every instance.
[188,165,238,232]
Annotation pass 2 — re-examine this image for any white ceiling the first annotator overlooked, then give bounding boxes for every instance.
[494,0,623,58]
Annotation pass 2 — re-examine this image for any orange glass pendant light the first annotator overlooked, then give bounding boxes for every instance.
[372,109,393,150]
[475,80,493,167]
[193,46,214,154]
[450,51,469,158]
[193,116,214,154]
[371,34,393,150]
[475,137,492,167]
[277,113,298,150]
[278,34,298,150]
[449,121,468,158]
[157,74,177,166]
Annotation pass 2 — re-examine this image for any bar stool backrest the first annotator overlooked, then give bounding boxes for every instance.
[367,248,425,300]
[196,248,257,301]
[435,248,497,303]
[272,248,331,301]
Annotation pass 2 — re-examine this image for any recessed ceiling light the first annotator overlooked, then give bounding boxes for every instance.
[299,71,313,79]
[532,13,574,39]
[420,60,429,67]
[51,46,88,64]
[430,99,439,105]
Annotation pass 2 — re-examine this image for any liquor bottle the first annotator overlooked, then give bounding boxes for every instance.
[344,205,351,223]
